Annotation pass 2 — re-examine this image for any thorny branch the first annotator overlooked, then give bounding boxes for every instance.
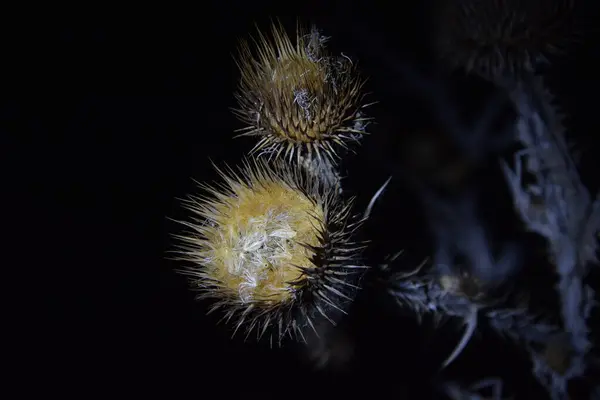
[497,74,599,398]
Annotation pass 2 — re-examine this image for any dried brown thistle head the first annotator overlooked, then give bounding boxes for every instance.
[233,21,370,165]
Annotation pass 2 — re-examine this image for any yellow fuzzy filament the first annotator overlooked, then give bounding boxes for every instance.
[200,174,324,305]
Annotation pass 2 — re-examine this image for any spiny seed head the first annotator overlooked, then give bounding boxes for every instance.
[233,22,370,165]
[171,158,367,345]
[439,272,483,300]
[433,0,578,78]
[438,269,504,307]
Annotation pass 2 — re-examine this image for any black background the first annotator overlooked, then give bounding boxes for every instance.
[8,1,599,398]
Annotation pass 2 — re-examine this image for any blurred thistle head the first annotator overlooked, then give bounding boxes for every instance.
[432,0,578,78]
[171,159,366,345]
[233,21,370,165]
[439,270,486,302]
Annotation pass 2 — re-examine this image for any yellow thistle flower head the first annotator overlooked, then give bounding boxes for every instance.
[233,21,370,165]
[171,159,367,345]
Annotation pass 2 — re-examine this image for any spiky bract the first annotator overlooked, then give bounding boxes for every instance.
[433,0,577,78]
[233,22,369,165]
[172,159,366,345]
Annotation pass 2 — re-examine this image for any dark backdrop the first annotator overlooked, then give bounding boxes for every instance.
[8,1,599,398]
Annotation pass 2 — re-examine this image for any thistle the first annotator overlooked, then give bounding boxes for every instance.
[171,158,366,345]
[432,0,578,79]
[233,22,370,180]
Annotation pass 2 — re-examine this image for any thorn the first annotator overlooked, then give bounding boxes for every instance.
[441,305,478,370]
[364,176,392,219]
